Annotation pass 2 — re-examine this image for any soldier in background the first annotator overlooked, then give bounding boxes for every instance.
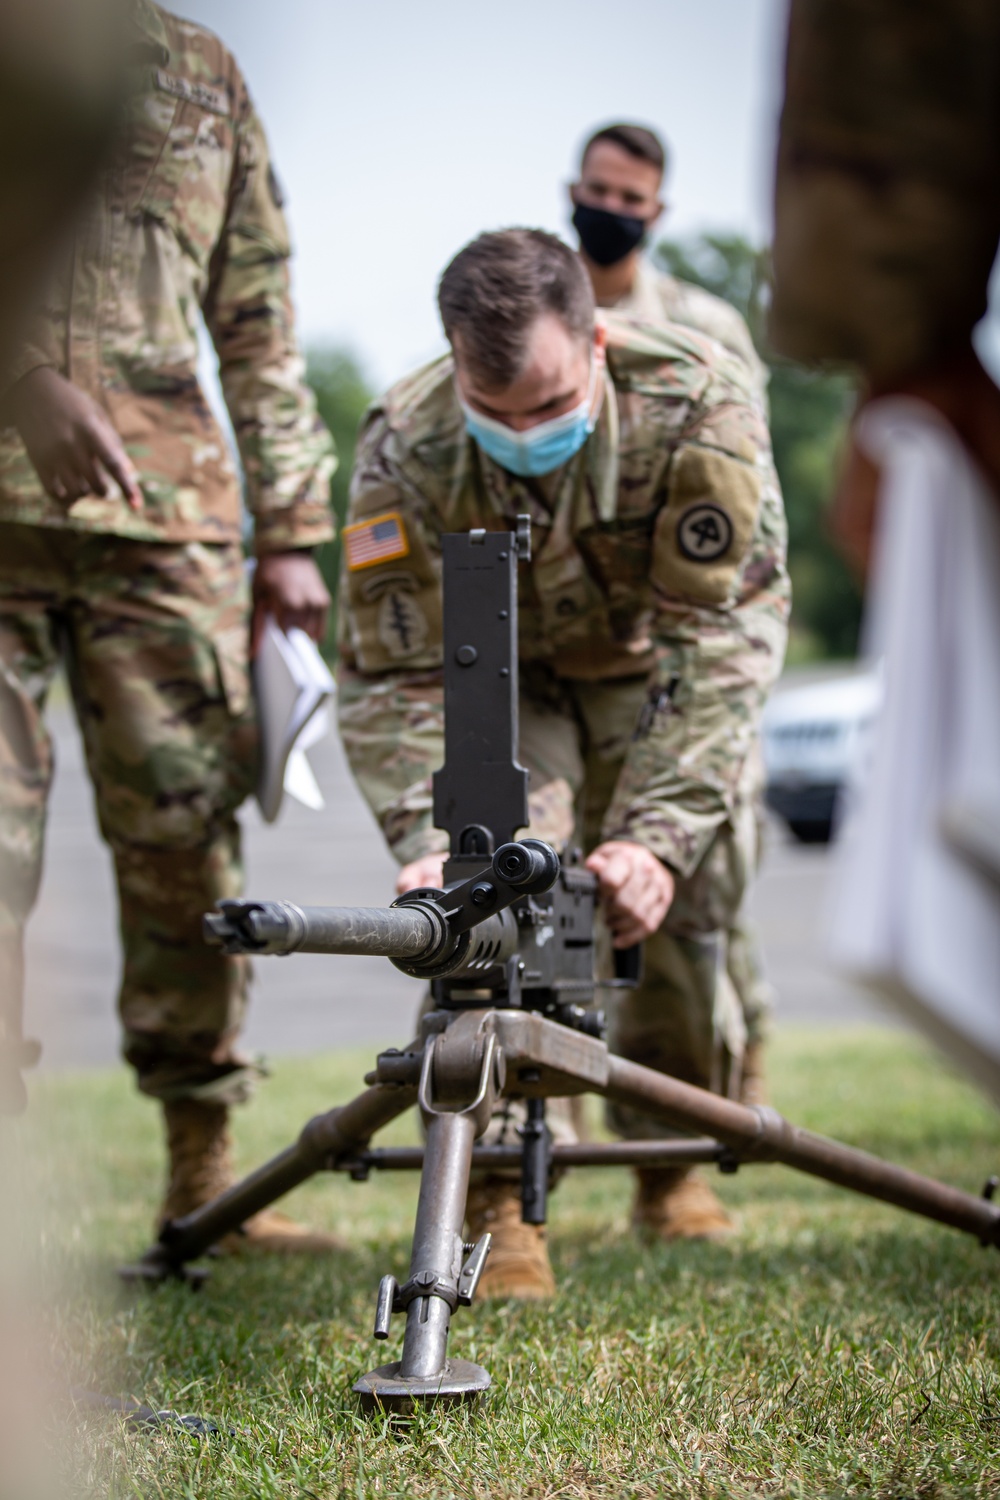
[570,122,764,388]
[0,2,342,1252]
[569,121,774,1101]
[338,229,789,1297]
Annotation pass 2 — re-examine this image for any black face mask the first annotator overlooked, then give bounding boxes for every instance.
[572,202,648,267]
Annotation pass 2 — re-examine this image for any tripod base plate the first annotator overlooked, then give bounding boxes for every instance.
[354,1359,490,1414]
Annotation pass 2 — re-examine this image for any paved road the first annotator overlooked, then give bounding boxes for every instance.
[23,695,893,1072]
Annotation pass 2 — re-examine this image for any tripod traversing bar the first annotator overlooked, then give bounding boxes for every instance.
[123,519,1000,1416]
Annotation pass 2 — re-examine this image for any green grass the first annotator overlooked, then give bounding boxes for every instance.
[12,1027,1000,1499]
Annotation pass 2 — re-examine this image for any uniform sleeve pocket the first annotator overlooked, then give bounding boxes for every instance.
[651,445,761,606]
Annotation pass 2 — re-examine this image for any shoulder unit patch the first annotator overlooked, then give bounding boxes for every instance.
[343,511,410,571]
[676,503,733,563]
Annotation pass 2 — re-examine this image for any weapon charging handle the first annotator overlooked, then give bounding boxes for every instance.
[492,839,560,894]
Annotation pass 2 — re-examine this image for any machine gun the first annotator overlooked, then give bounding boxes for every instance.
[124,519,1000,1415]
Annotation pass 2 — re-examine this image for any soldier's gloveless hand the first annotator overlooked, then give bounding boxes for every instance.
[251,550,331,654]
[585,840,675,947]
[396,844,674,946]
[9,366,142,510]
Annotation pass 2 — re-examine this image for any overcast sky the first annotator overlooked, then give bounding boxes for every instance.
[175,0,787,389]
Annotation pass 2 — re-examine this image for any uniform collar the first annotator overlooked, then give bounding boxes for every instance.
[614,258,667,325]
[583,356,619,525]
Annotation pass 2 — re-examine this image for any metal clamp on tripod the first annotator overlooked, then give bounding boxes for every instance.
[121,518,1000,1416]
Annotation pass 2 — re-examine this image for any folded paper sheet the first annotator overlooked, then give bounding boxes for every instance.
[254,618,336,824]
[828,399,1000,1101]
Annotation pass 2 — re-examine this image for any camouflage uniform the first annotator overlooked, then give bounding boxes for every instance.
[610,258,775,1055]
[338,315,789,1132]
[613,259,766,397]
[0,2,334,1102]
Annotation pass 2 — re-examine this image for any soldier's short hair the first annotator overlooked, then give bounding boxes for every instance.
[580,123,668,177]
[438,228,595,389]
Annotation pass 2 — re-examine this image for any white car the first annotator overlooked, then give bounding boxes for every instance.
[762,669,881,843]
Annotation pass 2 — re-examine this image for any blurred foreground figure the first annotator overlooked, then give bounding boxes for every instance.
[0,12,124,1497]
[569,121,775,1105]
[0,2,342,1251]
[770,0,1000,1095]
[338,229,789,1295]
[0,0,123,367]
[771,0,1000,563]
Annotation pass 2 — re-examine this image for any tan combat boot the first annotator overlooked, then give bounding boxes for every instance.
[632,1167,733,1242]
[465,1176,556,1300]
[739,1042,769,1108]
[160,1098,346,1254]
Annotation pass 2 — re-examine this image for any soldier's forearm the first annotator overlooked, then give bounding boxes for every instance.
[214,343,336,546]
[603,594,786,876]
[207,224,337,537]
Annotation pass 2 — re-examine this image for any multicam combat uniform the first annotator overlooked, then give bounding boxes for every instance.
[607,258,774,1056]
[613,259,765,396]
[338,315,789,1129]
[0,1,334,1103]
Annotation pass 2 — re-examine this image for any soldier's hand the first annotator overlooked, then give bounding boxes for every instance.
[8,366,142,510]
[252,551,331,654]
[585,840,674,947]
[396,853,447,896]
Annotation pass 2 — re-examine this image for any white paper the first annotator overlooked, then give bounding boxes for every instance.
[253,617,336,823]
[827,399,1000,1102]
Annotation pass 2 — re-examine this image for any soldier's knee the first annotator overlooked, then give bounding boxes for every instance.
[110,821,243,915]
[124,1028,260,1105]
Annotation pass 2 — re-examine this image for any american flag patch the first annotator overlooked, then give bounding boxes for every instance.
[343,511,410,571]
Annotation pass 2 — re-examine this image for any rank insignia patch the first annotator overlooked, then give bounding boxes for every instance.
[343,512,410,570]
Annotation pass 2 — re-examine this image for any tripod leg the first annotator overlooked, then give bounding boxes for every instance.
[355,1107,491,1411]
[520,1097,551,1226]
[355,1019,503,1412]
[399,1110,476,1378]
[121,1080,418,1281]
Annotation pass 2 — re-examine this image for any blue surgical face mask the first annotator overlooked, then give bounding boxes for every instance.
[459,353,602,478]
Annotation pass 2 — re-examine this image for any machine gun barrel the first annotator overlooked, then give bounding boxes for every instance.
[203,838,560,977]
[204,900,440,958]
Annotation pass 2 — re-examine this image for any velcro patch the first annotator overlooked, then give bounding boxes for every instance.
[652,446,761,606]
[154,69,230,117]
[343,511,410,571]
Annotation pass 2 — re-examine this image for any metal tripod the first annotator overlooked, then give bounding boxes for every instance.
[122,521,1000,1413]
[124,987,1000,1413]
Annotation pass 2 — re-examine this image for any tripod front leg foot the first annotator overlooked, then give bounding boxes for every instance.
[354,1357,491,1415]
[355,1108,491,1413]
